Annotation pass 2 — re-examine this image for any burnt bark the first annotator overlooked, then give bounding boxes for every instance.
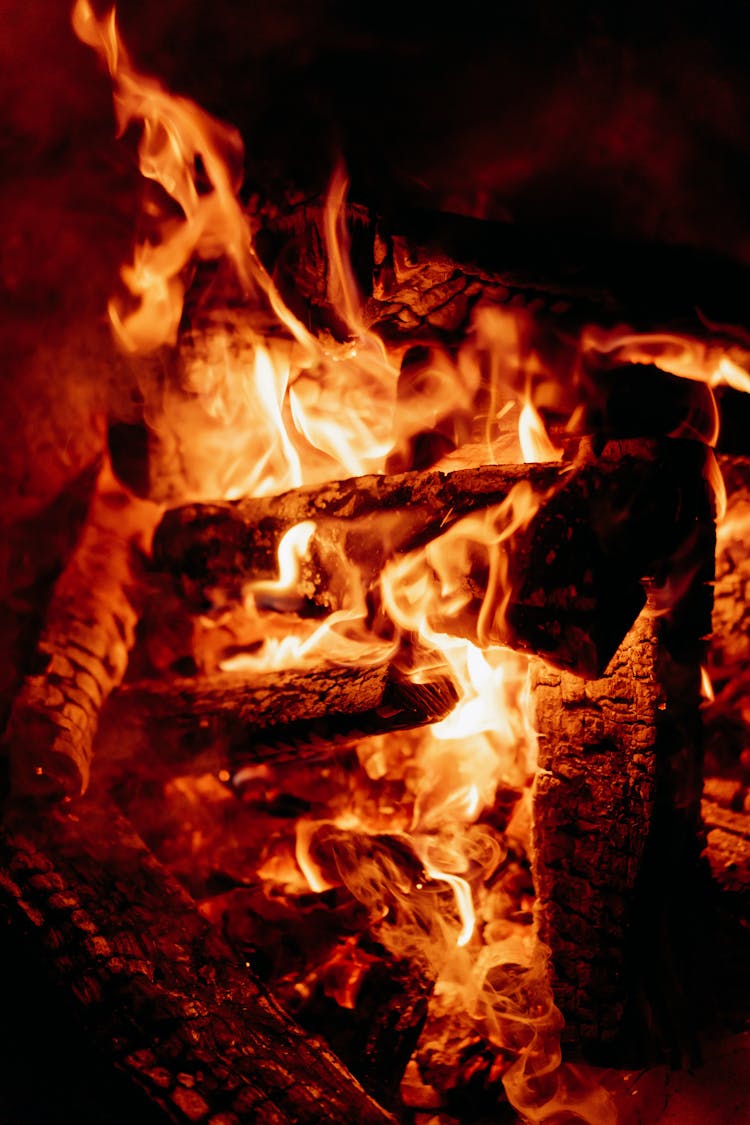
[531,448,716,1066]
[152,461,559,607]
[2,463,161,801]
[712,454,750,680]
[154,440,713,678]
[96,668,457,784]
[0,796,395,1125]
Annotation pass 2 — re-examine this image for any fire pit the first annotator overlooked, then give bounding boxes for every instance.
[2,4,750,1124]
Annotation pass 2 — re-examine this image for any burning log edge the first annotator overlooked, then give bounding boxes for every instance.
[96,665,459,784]
[532,451,716,1065]
[0,795,397,1125]
[1,463,161,803]
[154,438,714,679]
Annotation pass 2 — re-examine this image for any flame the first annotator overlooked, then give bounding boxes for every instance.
[75,9,747,1121]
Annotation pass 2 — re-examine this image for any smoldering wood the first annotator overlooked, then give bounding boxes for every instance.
[0,796,395,1125]
[152,461,560,606]
[711,455,750,680]
[107,196,750,504]
[154,439,713,679]
[531,440,716,1067]
[2,464,160,801]
[250,196,750,351]
[286,939,432,1109]
[96,668,458,784]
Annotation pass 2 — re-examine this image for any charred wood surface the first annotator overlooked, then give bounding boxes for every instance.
[0,796,395,1125]
[1,463,160,801]
[712,455,750,679]
[257,198,750,349]
[532,446,716,1066]
[97,668,457,783]
[155,440,713,678]
[152,460,559,606]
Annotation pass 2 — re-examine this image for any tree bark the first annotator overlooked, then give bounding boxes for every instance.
[96,668,457,784]
[2,462,161,800]
[0,795,395,1125]
[154,440,713,678]
[531,449,716,1067]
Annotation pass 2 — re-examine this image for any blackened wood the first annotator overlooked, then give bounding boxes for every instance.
[96,669,458,783]
[152,461,560,608]
[712,455,750,681]
[154,440,714,678]
[284,937,432,1109]
[531,441,716,1066]
[2,463,161,801]
[364,207,750,349]
[0,797,395,1125]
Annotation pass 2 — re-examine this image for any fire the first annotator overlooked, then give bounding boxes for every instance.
[72,4,750,1123]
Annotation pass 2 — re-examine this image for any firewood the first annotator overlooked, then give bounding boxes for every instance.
[2,462,161,801]
[152,460,560,606]
[364,207,750,353]
[532,457,715,1068]
[203,882,433,1110]
[0,796,395,1125]
[96,667,458,784]
[154,439,713,678]
[712,455,750,681]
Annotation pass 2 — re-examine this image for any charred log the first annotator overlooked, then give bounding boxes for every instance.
[154,440,713,678]
[531,444,716,1066]
[0,796,395,1125]
[152,460,559,607]
[2,463,160,801]
[97,668,457,784]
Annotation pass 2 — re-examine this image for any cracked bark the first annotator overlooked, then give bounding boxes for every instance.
[0,796,395,1125]
[531,455,716,1066]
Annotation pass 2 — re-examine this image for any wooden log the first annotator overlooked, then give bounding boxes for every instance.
[712,455,750,681]
[203,882,433,1110]
[96,668,458,784]
[154,440,713,678]
[152,461,559,607]
[363,207,750,353]
[531,440,716,1067]
[0,796,395,1125]
[2,461,161,801]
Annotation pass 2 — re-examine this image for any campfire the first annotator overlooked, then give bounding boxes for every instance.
[3,3,750,1123]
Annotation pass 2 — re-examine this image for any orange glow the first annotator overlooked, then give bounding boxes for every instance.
[74,9,740,1122]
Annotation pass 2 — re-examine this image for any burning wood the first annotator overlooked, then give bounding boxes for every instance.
[154,438,714,678]
[532,459,716,1062]
[97,667,458,784]
[0,796,396,1124]
[2,461,160,801]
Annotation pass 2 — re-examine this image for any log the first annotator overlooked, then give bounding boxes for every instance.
[204,883,433,1110]
[96,667,458,784]
[152,461,560,607]
[154,440,713,678]
[0,795,395,1125]
[711,455,750,681]
[531,444,715,1068]
[2,461,161,801]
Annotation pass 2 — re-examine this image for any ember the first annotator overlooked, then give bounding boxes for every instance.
[2,3,750,1125]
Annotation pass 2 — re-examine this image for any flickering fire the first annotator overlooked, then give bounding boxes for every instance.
[72,1,750,1121]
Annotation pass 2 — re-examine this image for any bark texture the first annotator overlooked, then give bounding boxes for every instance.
[712,454,750,679]
[98,668,457,783]
[531,446,716,1066]
[154,440,712,678]
[2,462,161,800]
[0,796,395,1125]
